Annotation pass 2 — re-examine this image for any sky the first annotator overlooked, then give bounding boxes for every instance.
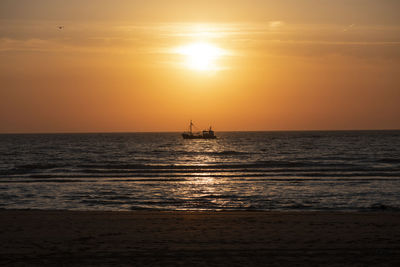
[0,0,399,133]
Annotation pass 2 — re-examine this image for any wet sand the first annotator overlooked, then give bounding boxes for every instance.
[1,210,400,266]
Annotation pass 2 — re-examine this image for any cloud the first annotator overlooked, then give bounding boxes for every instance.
[343,24,355,32]
[0,21,399,61]
[269,21,284,29]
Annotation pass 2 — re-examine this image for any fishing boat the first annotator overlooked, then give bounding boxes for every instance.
[182,120,216,139]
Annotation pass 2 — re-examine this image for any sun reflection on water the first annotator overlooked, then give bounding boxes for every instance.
[173,138,239,210]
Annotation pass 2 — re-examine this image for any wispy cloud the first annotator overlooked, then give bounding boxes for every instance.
[1,21,399,61]
[269,21,284,29]
[343,23,355,32]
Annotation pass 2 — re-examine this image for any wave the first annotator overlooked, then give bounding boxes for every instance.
[150,150,251,156]
[2,167,400,179]
[5,160,364,171]
[361,203,400,212]
[1,175,400,184]
[4,154,399,178]
[377,158,400,164]
[3,161,399,176]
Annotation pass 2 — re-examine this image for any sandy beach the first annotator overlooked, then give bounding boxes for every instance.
[0,210,399,266]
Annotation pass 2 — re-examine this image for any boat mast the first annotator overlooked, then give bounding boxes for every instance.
[190,120,193,134]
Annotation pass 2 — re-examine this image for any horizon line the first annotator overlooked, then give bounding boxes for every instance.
[1,128,399,135]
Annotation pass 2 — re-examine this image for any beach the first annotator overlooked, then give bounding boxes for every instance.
[1,210,400,266]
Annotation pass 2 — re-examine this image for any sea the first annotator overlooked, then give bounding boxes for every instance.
[1,131,399,211]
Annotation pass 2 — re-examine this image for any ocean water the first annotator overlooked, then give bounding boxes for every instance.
[0,131,399,211]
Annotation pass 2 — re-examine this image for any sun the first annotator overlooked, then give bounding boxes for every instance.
[175,42,226,71]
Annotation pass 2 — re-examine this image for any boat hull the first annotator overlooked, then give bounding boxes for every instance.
[182,133,216,139]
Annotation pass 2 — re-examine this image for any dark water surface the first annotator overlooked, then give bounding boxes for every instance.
[1,131,399,211]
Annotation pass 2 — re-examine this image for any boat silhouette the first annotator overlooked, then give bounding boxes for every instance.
[182,120,216,139]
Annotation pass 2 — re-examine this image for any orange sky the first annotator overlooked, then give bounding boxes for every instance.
[0,0,399,133]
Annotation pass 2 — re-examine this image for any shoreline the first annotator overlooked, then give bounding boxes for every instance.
[1,210,400,266]
[2,208,400,213]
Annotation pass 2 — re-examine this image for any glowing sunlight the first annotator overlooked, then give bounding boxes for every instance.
[175,42,227,72]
